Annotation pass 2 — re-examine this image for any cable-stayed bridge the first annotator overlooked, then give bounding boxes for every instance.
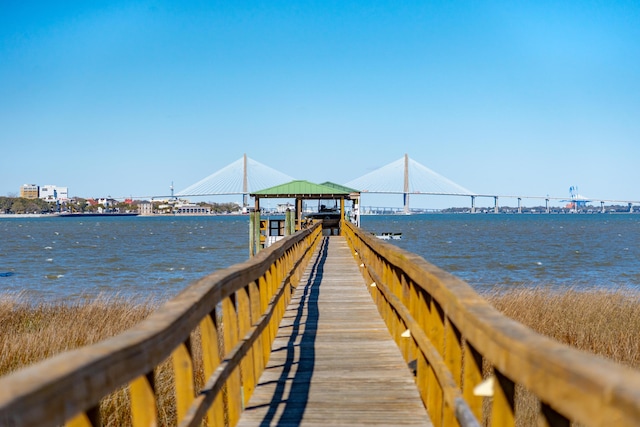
[177,154,476,212]
[176,154,294,207]
[345,154,475,213]
[345,155,474,196]
[175,154,639,213]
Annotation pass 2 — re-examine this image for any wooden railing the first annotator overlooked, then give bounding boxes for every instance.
[343,220,640,427]
[0,223,322,427]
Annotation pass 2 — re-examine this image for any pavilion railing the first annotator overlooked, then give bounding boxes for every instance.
[343,220,640,427]
[0,223,322,427]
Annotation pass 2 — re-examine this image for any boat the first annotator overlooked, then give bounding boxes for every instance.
[375,232,402,240]
[304,201,342,232]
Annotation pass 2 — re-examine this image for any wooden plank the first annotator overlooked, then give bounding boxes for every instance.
[343,221,640,426]
[237,236,432,426]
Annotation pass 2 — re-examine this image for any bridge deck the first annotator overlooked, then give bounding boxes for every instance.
[237,236,431,427]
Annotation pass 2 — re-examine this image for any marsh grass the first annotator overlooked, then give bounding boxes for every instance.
[0,293,168,425]
[0,293,213,426]
[485,286,640,426]
[0,293,158,375]
[2,288,639,425]
[485,286,640,369]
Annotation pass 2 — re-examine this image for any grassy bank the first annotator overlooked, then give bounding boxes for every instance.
[0,294,158,376]
[0,294,168,425]
[484,287,640,426]
[1,288,639,425]
[485,287,640,369]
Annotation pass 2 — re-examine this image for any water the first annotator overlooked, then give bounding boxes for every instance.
[1,214,639,302]
[363,214,640,292]
[0,216,249,302]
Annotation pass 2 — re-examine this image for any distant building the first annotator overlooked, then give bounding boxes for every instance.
[40,185,69,202]
[176,204,211,215]
[97,198,118,209]
[20,184,39,199]
[139,202,154,216]
[276,203,295,213]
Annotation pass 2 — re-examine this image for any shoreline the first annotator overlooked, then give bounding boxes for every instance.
[0,213,61,218]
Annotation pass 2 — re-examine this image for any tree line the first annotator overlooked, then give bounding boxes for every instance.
[0,197,57,214]
[0,196,242,215]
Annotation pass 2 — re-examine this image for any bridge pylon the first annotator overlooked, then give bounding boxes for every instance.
[403,153,410,214]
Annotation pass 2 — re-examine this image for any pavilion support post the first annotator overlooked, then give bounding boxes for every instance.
[340,198,345,236]
[249,212,257,257]
[252,199,261,256]
[285,210,295,236]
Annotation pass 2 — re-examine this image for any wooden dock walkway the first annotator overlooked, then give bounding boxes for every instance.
[237,236,432,427]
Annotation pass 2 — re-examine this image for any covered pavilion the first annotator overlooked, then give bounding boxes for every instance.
[249,180,360,255]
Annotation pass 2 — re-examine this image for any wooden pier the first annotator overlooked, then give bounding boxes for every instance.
[3,219,640,426]
[237,236,431,426]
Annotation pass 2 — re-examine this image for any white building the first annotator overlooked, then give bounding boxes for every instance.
[39,185,69,202]
[176,204,211,215]
[97,198,112,207]
[276,203,295,213]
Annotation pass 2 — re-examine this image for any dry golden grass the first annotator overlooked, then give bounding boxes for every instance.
[0,293,158,376]
[485,286,640,426]
[485,286,640,369]
[0,293,214,426]
[2,287,639,425]
[0,293,164,426]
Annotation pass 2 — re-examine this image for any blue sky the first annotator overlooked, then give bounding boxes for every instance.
[1,1,639,208]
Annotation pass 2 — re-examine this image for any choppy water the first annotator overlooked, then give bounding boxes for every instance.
[0,216,248,302]
[364,214,640,292]
[1,214,639,302]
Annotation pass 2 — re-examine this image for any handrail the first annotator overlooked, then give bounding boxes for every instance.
[343,221,640,427]
[0,222,323,427]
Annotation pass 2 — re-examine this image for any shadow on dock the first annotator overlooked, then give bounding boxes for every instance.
[245,237,328,425]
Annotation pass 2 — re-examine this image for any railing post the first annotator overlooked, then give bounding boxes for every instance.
[200,312,225,427]
[249,211,256,257]
[258,274,272,367]
[427,297,445,426]
[249,280,266,381]
[492,369,515,426]
[414,287,430,407]
[463,342,484,421]
[237,287,256,406]
[172,341,195,422]
[130,371,157,427]
[444,318,462,425]
[222,294,243,425]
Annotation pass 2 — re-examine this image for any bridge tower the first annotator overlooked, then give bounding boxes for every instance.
[243,153,249,208]
[403,153,410,214]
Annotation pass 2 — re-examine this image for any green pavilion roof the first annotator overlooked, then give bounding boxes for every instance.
[251,180,352,199]
[319,182,360,194]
